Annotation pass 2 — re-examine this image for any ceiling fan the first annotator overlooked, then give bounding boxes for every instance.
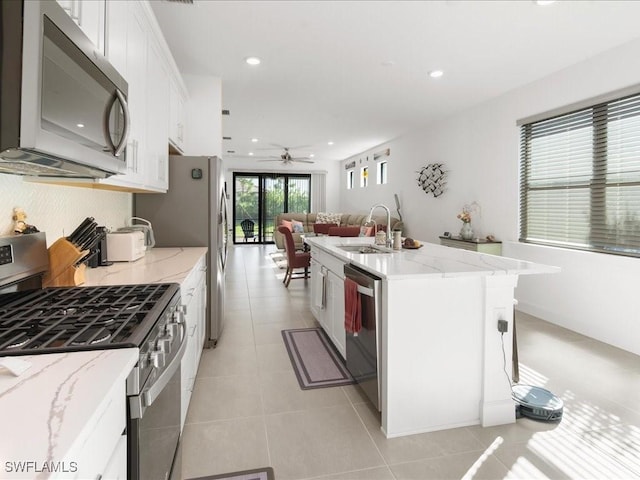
[256,144,315,164]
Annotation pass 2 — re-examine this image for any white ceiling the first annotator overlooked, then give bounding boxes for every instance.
[151,0,640,164]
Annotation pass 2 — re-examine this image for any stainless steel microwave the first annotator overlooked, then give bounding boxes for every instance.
[0,1,129,178]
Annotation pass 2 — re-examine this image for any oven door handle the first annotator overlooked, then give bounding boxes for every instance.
[130,323,187,419]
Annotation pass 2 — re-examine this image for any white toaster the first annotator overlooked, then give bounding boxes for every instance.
[106,231,146,262]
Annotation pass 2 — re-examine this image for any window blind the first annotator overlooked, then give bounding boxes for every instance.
[519,91,640,257]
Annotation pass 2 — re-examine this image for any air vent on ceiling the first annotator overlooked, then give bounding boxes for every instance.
[222,110,230,116]
[223,136,232,140]
[226,150,235,154]
[163,0,193,4]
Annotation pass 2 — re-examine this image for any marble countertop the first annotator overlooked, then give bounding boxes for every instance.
[0,349,138,479]
[84,247,208,286]
[305,236,559,279]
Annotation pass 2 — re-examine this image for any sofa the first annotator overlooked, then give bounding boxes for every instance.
[273,212,404,250]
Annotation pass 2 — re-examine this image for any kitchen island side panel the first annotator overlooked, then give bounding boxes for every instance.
[382,275,515,437]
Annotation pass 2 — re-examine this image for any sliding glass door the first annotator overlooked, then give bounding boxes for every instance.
[233,172,311,244]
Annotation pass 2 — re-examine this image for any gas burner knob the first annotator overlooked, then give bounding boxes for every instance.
[172,308,186,323]
[165,322,181,338]
[157,336,172,353]
[148,349,165,369]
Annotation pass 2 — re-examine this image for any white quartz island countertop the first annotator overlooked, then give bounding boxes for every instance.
[0,349,138,479]
[304,235,559,279]
[84,247,208,286]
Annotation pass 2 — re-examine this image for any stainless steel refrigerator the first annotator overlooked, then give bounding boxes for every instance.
[134,155,228,347]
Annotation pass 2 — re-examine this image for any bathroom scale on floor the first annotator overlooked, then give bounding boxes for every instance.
[513,384,564,421]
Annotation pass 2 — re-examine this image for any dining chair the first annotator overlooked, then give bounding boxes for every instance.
[278,226,310,287]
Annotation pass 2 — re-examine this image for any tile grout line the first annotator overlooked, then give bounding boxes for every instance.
[244,245,278,471]
[347,396,397,478]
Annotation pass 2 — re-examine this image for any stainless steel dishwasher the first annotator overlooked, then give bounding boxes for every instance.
[344,263,382,411]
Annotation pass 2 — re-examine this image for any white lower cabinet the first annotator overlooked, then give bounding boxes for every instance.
[180,256,207,430]
[310,258,327,330]
[101,433,128,479]
[70,377,127,479]
[327,270,346,357]
[309,248,346,358]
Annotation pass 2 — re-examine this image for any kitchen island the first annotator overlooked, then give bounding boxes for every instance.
[306,236,559,438]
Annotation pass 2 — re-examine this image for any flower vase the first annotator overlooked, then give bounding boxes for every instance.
[460,222,473,240]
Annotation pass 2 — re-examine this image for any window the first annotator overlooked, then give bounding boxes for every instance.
[377,161,388,184]
[346,170,354,189]
[361,166,368,187]
[233,172,310,244]
[519,91,640,257]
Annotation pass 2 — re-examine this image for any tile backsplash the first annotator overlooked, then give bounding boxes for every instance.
[0,174,132,245]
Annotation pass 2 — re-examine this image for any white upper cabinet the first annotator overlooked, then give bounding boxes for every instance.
[57,0,105,53]
[169,78,187,154]
[99,0,186,192]
[146,40,170,190]
[110,2,148,189]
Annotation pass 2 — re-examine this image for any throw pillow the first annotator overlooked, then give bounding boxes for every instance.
[281,220,292,232]
[292,220,304,233]
[313,223,337,234]
[317,212,342,224]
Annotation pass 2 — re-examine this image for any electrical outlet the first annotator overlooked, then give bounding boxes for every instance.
[497,319,508,333]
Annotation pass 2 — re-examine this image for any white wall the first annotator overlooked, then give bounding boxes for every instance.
[339,37,640,355]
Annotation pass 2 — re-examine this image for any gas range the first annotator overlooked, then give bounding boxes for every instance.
[0,233,184,389]
[1,232,188,479]
[0,283,180,356]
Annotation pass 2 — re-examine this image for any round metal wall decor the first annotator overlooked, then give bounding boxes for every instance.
[417,163,447,197]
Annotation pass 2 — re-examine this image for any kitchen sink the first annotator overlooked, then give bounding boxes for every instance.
[337,244,394,254]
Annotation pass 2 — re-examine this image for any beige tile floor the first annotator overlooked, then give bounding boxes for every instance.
[176,244,640,480]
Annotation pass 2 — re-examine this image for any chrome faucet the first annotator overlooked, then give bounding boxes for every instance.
[366,203,392,248]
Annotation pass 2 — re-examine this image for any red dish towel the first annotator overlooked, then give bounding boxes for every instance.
[344,277,362,334]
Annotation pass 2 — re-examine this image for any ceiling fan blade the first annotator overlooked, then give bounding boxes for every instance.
[257,159,283,162]
[257,143,312,151]
[291,159,315,164]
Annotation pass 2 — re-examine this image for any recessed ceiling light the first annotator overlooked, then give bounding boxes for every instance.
[245,56,261,66]
[535,0,555,5]
[328,141,334,146]
[251,138,259,143]
[309,154,315,158]
[428,70,444,78]
[76,123,84,128]
[249,152,254,156]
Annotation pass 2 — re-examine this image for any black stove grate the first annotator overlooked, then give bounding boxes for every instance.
[0,283,180,356]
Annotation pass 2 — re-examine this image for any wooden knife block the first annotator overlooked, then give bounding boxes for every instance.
[42,238,88,287]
